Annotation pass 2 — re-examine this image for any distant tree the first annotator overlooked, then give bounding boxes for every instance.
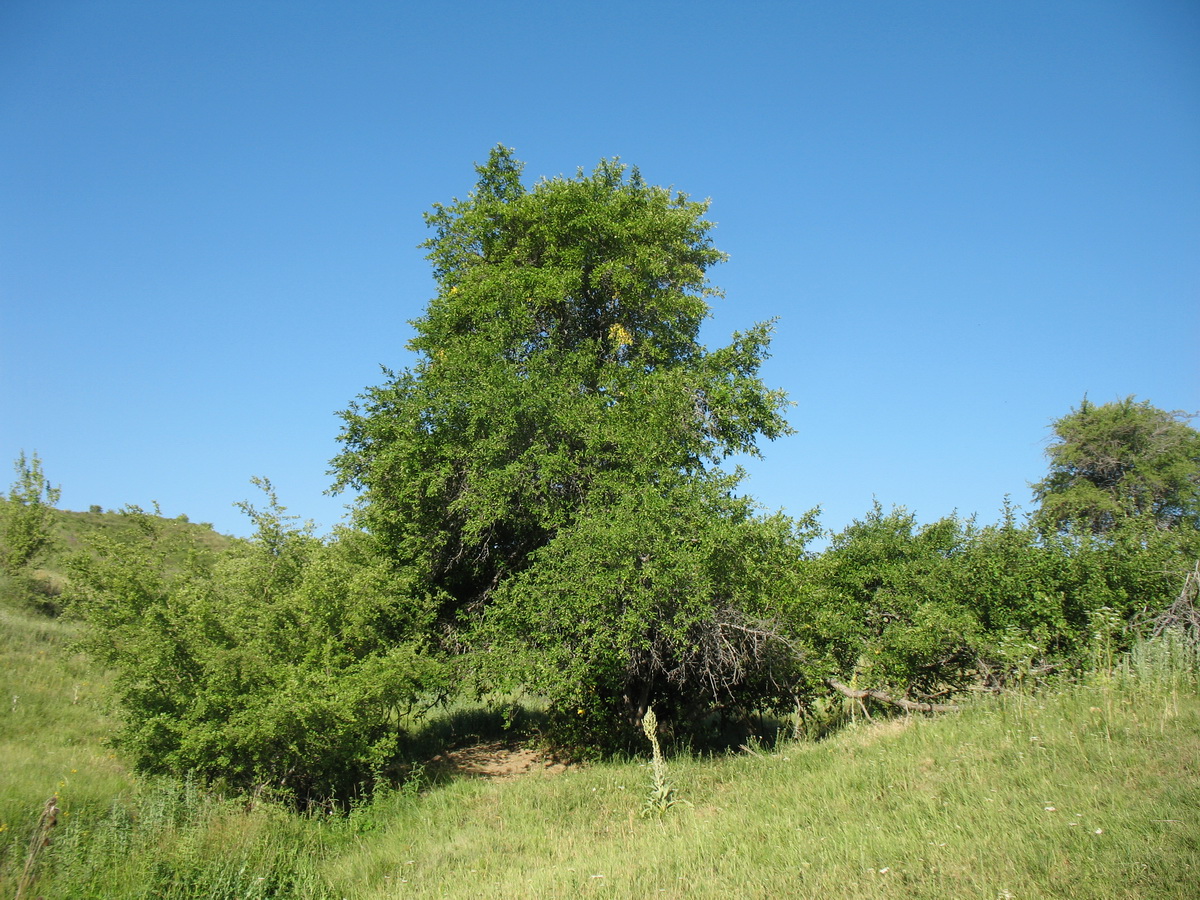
[1032,397,1200,534]
[331,147,795,744]
[0,451,61,576]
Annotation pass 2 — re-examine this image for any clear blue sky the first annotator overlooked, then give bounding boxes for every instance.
[2,1,1197,539]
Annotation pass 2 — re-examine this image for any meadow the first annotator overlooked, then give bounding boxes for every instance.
[2,587,1196,899]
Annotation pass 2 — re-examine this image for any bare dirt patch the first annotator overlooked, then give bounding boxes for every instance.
[429,741,571,781]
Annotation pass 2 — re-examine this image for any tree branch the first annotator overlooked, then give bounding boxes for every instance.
[824,678,960,713]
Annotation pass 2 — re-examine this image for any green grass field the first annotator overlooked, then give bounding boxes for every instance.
[2,592,1196,899]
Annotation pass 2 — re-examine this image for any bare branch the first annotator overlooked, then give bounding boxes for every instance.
[1144,560,1200,648]
[824,678,960,713]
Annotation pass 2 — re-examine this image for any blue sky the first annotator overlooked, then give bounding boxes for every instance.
[2,1,1197,540]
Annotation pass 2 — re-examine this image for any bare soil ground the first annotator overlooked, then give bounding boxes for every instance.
[429,741,572,781]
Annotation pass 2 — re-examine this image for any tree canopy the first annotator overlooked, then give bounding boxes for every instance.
[331,148,791,612]
[1032,396,1200,534]
[331,147,797,743]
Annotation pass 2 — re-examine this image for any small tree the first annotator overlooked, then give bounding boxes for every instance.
[795,504,981,702]
[1,451,61,576]
[481,481,814,748]
[1033,397,1200,535]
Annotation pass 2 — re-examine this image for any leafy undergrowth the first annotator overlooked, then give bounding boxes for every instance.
[2,597,1197,899]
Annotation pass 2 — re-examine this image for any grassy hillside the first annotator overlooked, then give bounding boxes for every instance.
[0,500,240,609]
[326,661,1199,900]
[23,501,237,570]
[1,593,1196,899]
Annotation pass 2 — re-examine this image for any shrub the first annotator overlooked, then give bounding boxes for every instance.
[478,481,815,750]
[69,484,446,804]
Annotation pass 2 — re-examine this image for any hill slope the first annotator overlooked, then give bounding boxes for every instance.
[0,500,240,606]
[1,590,1197,899]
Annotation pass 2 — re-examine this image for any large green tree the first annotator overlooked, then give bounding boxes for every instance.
[331,148,796,742]
[1032,396,1200,534]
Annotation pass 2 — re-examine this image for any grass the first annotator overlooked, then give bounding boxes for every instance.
[0,598,337,899]
[1,592,1197,899]
[325,659,1199,899]
[0,604,132,825]
[0,500,239,616]
[0,499,237,578]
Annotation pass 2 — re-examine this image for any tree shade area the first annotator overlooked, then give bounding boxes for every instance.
[4,152,1198,803]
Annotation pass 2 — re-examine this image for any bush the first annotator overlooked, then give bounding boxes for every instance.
[479,481,816,751]
[791,500,1200,708]
[791,504,980,701]
[69,484,446,804]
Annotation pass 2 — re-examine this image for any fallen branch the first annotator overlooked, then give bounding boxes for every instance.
[825,678,960,713]
[1146,560,1200,648]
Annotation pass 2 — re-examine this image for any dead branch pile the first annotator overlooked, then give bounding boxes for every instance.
[1146,560,1200,649]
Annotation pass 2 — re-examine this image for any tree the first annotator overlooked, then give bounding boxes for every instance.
[794,504,982,703]
[1,451,61,576]
[481,481,815,748]
[1033,396,1200,534]
[331,148,796,743]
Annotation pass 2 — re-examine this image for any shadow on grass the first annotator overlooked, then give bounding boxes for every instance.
[378,698,553,792]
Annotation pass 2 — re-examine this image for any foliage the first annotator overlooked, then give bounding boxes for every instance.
[0,498,235,614]
[68,483,446,803]
[481,481,815,748]
[331,147,795,742]
[791,504,984,703]
[1033,396,1200,534]
[0,452,61,577]
[791,498,1198,706]
[5,559,1200,900]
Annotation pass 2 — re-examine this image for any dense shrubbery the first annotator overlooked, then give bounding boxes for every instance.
[61,482,1197,790]
[787,502,1198,711]
[479,481,816,748]
[67,485,446,803]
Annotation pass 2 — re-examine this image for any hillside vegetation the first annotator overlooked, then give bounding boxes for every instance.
[0,498,237,609]
[0,499,236,566]
[1,594,1196,899]
[3,152,1198,897]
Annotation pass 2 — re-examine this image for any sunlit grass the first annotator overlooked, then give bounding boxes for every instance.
[2,594,1197,899]
[0,605,132,820]
[325,656,1198,899]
